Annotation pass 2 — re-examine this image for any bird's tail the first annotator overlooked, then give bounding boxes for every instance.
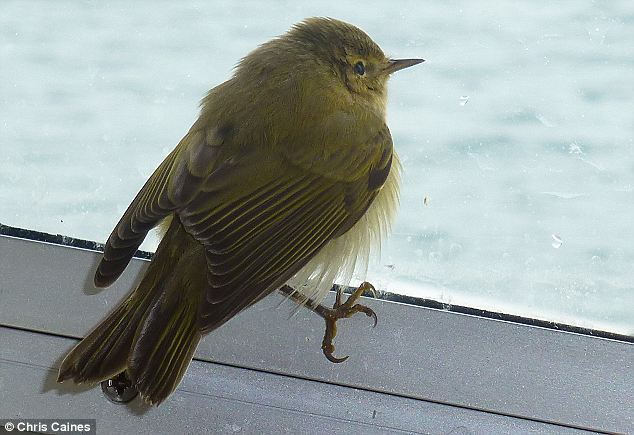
[58,218,203,405]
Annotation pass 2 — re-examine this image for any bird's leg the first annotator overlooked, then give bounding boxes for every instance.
[278,282,378,363]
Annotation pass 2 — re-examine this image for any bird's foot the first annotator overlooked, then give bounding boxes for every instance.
[318,282,378,363]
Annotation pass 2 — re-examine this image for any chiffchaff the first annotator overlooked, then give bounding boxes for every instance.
[58,17,423,405]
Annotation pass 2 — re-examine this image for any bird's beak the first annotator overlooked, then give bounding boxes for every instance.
[383,58,425,75]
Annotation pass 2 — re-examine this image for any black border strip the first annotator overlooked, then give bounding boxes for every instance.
[1,223,632,344]
[0,223,152,259]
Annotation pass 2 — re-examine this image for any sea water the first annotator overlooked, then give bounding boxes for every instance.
[1,1,632,334]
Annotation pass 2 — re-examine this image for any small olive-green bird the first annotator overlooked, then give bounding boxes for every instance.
[58,17,423,405]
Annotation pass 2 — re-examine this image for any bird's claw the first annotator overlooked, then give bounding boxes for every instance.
[321,282,378,363]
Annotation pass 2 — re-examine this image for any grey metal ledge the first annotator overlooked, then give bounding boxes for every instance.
[0,227,632,434]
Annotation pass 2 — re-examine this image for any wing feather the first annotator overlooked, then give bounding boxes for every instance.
[96,116,395,334]
[95,129,219,287]
[177,167,347,305]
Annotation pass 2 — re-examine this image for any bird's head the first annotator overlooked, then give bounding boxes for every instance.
[284,18,424,112]
[235,18,423,118]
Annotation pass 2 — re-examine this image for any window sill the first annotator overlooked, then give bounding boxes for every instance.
[0,226,631,433]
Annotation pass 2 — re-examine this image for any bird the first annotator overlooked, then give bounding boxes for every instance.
[57,17,423,405]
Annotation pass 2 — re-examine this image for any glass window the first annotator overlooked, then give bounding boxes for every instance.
[1,2,632,335]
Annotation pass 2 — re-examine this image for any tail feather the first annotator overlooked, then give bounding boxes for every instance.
[57,293,150,384]
[129,292,201,405]
[58,217,205,405]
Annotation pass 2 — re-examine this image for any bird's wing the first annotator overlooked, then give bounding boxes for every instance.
[94,125,224,287]
[96,112,393,332]
[182,124,394,331]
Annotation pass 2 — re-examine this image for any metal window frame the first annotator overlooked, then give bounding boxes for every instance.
[0,226,632,434]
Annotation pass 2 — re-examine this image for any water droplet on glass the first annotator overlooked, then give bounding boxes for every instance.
[449,243,462,257]
[429,251,442,262]
[568,142,583,154]
[551,234,563,249]
[459,96,469,106]
[536,113,554,127]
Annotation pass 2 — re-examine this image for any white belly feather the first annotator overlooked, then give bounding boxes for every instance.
[287,153,401,305]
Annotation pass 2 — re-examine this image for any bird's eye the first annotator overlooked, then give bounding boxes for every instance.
[353,61,365,76]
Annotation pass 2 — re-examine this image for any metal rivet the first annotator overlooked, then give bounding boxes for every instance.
[101,372,138,404]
